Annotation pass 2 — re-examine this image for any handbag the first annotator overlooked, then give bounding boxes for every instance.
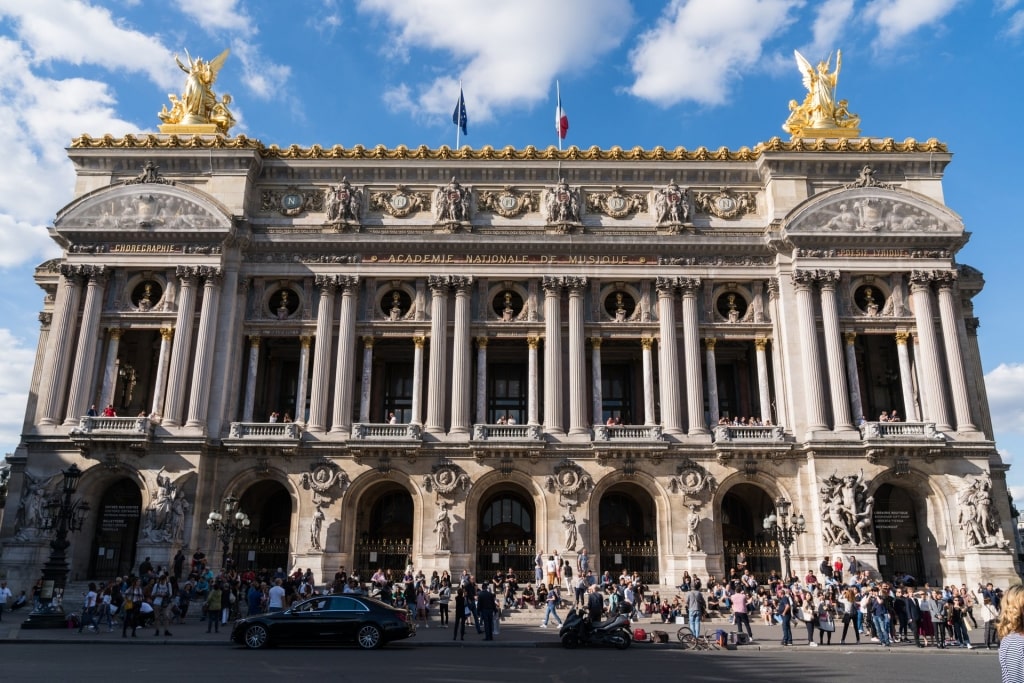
[818,614,836,632]
[124,599,134,610]
[792,606,806,622]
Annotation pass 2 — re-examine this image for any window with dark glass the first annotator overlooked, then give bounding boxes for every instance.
[487,363,526,424]
[382,362,413,424]
[601,364,633,424]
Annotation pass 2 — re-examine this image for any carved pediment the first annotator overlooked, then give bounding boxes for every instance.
[786,186,961,235]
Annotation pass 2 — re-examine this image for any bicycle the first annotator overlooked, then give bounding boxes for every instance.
[676,625,721,650]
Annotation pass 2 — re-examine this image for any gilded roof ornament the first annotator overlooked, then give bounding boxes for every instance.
[158,48,235,136]
[784,49,861,140]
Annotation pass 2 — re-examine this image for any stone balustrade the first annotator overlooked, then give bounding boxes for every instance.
[859,421,944,440]
[350,423,422,441]
[471,423,543,441]
[712,424,786,442]
[592,424,664,442]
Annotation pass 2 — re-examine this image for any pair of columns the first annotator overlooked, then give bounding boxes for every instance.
[655,277,708,436]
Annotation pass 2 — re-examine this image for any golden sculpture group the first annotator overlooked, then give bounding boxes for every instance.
[158,49,235,135]
[783,49,861,140]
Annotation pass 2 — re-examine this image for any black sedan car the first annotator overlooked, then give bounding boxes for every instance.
[231,594,415,649]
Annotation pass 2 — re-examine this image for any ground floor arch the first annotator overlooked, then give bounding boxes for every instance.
[233,480,292,572]
[720,482,781,578]
[475,484,536,581]
[353,481,414,579]
[598,482,659,584]
[87,477,142,578]
[873,482,927,584]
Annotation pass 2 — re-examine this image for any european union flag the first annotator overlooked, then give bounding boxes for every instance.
[452,87,468,136]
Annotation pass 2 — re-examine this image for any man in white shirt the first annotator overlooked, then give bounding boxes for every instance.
[267,579,286,612]
[0,581,12,622]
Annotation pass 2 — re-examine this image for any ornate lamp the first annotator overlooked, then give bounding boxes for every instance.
[763,496,806,579]
[207,495,250,569]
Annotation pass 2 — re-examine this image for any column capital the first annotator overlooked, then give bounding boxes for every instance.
[108,327,124,341]
[60,263,108,283]
[248,335,261,348]
[338,275,359,293]
[565,276,588,292]
[791,270,817,289]
[590,337,602,349]
[300,335,312,347]
[527,336,540,350]
[816,270,841,288]
[175,265,199,284]
[160,327,174,341]
[679,277,702,294]
[640,337,653,350]
[844,331,857,345]
[476,336,489,348]
[314,274,339,293]
[909,269,938,288]
[451,276,474,292]
[965,318,980,333]
[767,277,780,299]
[413,335,426,348]
[541,275,564,294]
[754,338,768,351]
[194,265,222,286]
[895,330,910,345]
[38,311,52,328]
[427,275,451,293]
[934,270,958,289]
[705,337,717,351]
[655,276,678,295]
[361,335,375,348]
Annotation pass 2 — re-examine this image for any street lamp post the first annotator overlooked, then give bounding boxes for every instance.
[206,495,250,570]
[763,496,806,580]
[22,463,90,629]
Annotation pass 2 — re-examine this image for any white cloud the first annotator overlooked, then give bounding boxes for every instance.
[0,0,179,89]
[627,0,802,107]
[359,0,632,122]
[177,0,254,35]
[308,0,343,37]
[231,39,292,102]
[862,0,962,48]
[806,0,856,59]
[0,328,37,450]
[1006,10,1024,37]
[986,363,1024,435]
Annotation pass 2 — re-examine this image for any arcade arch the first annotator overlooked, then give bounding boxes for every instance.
[720,482,781,578]
[476,486,536,581]
[234,480,292,572]
[353,481,414,578]
[598,483,658,584]
[87,478,143,578]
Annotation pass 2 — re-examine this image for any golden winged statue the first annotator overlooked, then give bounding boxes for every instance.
[783,49,860,140]
[158,48,235,135]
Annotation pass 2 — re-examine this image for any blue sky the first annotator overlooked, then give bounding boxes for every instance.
[0,0,1022,499]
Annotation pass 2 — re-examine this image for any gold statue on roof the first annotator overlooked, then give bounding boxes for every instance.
[783,49,860,140]
[158,48,235,135]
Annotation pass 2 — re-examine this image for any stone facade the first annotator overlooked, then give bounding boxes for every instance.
[0,135,1017,591]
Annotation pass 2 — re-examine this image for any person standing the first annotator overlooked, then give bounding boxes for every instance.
[121,578,145,638]
[905,588,923,647]
[0,580,11,622]
[535,549,544,585]
[587,584,605,623]
[437,579,451,626]
[477,583,498,640]
[463,576,482,634]
[982,595,1001,649]
[998,585,1024,683]
[686,585,706,638]
[172,549,186,581]
[205,582,222,634]
[540,583,563,628]
[267,578,286,612]
[148,574,173,637]
[452,586,468,641]
[778,589,794,646]
[931,591,950,648]
[78,583,99,633]
[731,589,754,642]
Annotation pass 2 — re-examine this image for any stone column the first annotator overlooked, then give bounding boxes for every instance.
[425,276,450,435]
[295,335,311,425]
[98,328,123,410]
[766,279,789,428]
[591,338,603,425]
[475,337,488,424]
[936,273,977,431]
[705,338,719,425]
[38,266,84,425]
[307,276,337,433]
[449,277,474,437]
[527,336,540,426]
[242,335,260,422]
[680,279,707,434]
[64,267,108,424]
[330,276,359,434]
[641,337,656,426]
[792,271,829,433]
[754,338,773,425]
[149,327,174,420]
[895,332,919,421]
[567,277,589,436]
[909,271,952,431]
[358,336,374,424]
[817,272,853,430]
[542,276,565,435]
[412,336,425,426]
[913,333,930,422]
[655,277,683,435]
[162,267,198,428]
[185,268,222,428]
[843,332,865,424]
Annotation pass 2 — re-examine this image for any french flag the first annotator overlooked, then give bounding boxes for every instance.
[555,82,569,141]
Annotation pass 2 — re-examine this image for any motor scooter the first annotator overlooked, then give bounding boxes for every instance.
[559,600,632,649]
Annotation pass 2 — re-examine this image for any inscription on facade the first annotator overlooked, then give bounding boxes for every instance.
[368,253,650,265]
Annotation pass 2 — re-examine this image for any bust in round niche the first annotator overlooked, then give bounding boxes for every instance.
[603,291,635,322]
[269,289,300,320]
[493,290,524,322]
[131,280,163,311]
[382,289,412,321]
[853,285,883,317]
[716,292,747,323]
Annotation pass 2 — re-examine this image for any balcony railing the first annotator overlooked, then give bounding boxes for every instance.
[228,422,301,440]
[712,424,786,442]
[471,424,543,441]
[592,424,664,441]
[859,421,944,440]
[350,423,422,441]
[71,416,153,435]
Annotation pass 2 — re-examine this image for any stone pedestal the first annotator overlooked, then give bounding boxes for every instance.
[421,551,451,579]
[834,544,879,580]
[291,552,325,585]
[134,542,174,575]
[962,548,1019,589]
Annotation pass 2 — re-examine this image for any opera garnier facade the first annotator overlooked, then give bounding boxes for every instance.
[0,50,1017,595]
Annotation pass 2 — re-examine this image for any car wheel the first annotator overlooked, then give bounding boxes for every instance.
[561,633,580,649]
[357,624,383,650]
[244,624,269,649]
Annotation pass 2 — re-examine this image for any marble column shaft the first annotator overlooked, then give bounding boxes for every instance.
[150,328,174,420]
[98,328,123,410]
[895,332,919,421]
[591,338,603,425]
[681,280,707,434]
[542,277,564,434]
[425,278,450,434]
[818,276,853,429]
[307,277,337,432]
[242,335,260,422]
[842,333,865,423]
[705,338,719,425]
[641,338,656,425]
[475,338,488,424]
[296,336,311,425]
[910,275,952,430]
[65,269,108,424]
[767,280,789,428]
[655,279,683,435]
[330,277,359,433]
[449,278,473,436]
[754,339,773,424]
[358,336,374,424]
[185,270,222,427]
[936,278,977,431]
[567,278,589,436]
[793,273,829,432]
[38,269,83,425]
[527,337,540,426]
[412,336,425,425]
[162,270,198,427]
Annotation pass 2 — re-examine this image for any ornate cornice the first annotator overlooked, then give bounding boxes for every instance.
[70,135,948,159]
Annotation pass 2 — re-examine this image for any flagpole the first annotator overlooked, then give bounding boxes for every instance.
[556,80,562,152]
[456,80,462,149]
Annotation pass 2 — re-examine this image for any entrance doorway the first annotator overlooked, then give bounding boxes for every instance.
[721,483,780,579]
[873,483,925,584]
[88,479,142,578]
[598,485,658,584]
[476,488,535,581]
[354,484,414,577]
[233,481,291,572]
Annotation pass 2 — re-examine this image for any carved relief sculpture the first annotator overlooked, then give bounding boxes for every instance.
[432,177,471,225]
[694,189,757,219]
[543,179,581,225]
[819,470,873,546]
[783,49,860,139]
[300,461,350,506]
[477,186,537,217]
[370,185,431,218]
[586,186,647,219]
[435,501,452,552]
[141,468,190,543]
[651,180,691,226]
[159,49,235,135]
[687,504,702,552]
[561,503,578,552]
[670,461,717,497]
[310,505,325,550]
[958,473,1010,549]
[324,177,363,226]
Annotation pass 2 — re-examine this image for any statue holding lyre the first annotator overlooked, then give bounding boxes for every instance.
[159,48,235,135]
[784,49,860,139]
